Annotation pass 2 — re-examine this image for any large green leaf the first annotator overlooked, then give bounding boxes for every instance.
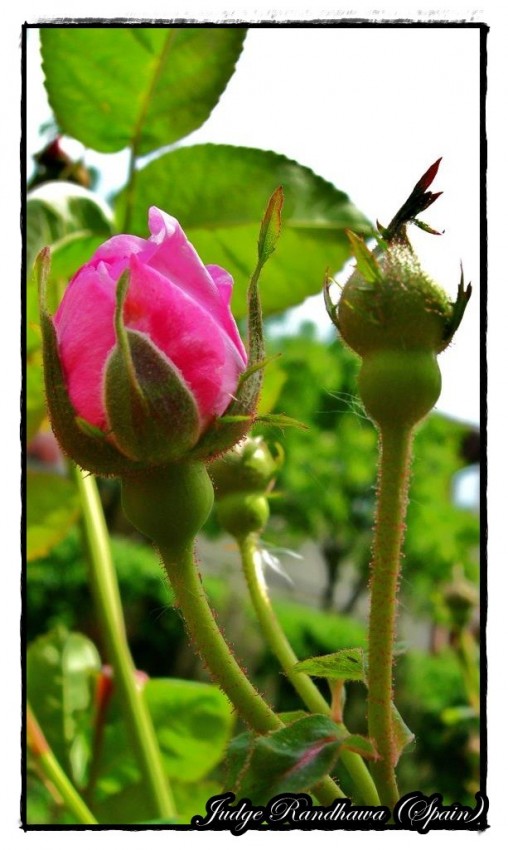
[26,470,81,561]
[144,678,234,781]
[115,144,372,317]
[40,28,246,154]
[93,678,234,813]
[95,778,221,825]
[27,627,101,787]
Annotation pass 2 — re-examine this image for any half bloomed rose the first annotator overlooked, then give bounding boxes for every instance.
[42,207,248,472]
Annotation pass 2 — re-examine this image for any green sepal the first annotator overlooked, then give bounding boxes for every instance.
[391,702,415,766]
[216,414,252,424]
[323,272,338,324]
[104,273,201,464]
[75,416,109,440]
[255,412,308,430]
[190,191,279,461]
[236,353,281,390]
[410,217,443,236]
[36,249,140,476]
[346,230,383,285]
[217,412,306,431]
[257,185,283,266]
[442,265,472,347]
[375,220,389,242]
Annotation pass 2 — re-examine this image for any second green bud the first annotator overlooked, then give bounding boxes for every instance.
[216,493,270,538]
[209,437,282,539]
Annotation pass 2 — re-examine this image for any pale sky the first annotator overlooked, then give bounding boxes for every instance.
[26,25,482,426]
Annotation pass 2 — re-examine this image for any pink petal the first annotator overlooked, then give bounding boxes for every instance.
[125,255,246,421]
[53,263,117,429]
[146,207,224,314]
[52,207,248,438]
[85,233,158,285]
[88,233,149,265]
[206,264,248,364]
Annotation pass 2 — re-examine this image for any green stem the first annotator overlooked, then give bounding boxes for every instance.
[159,542,346,803]
[367,425,413,808]
[238,533,380,806]
[27,704,98,825]
[72,466,177,820]
[161,542,284,733]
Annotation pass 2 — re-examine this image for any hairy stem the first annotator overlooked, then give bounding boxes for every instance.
[73,466,176,820]
[159,542,345,804]
[161,541,280,732]
[238,533,380,806]
[367,425,413,808]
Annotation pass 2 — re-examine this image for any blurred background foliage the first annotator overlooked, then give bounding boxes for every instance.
[25,25,481,824]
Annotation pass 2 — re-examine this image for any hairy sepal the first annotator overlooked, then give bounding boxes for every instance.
[104,271,201,464]
[37,249,140,476]
[105,330,201,464]
[190,189,284,461]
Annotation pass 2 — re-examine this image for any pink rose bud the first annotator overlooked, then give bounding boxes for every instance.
[39,208,249,474]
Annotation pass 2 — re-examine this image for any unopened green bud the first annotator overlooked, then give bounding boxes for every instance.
[210,437,282,539]
[216,493,270,538]
[338,243,452,357]
[210,437,282,498]
[325,161,472,431]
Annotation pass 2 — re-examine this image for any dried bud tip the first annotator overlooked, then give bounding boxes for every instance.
[415,157,442,193]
